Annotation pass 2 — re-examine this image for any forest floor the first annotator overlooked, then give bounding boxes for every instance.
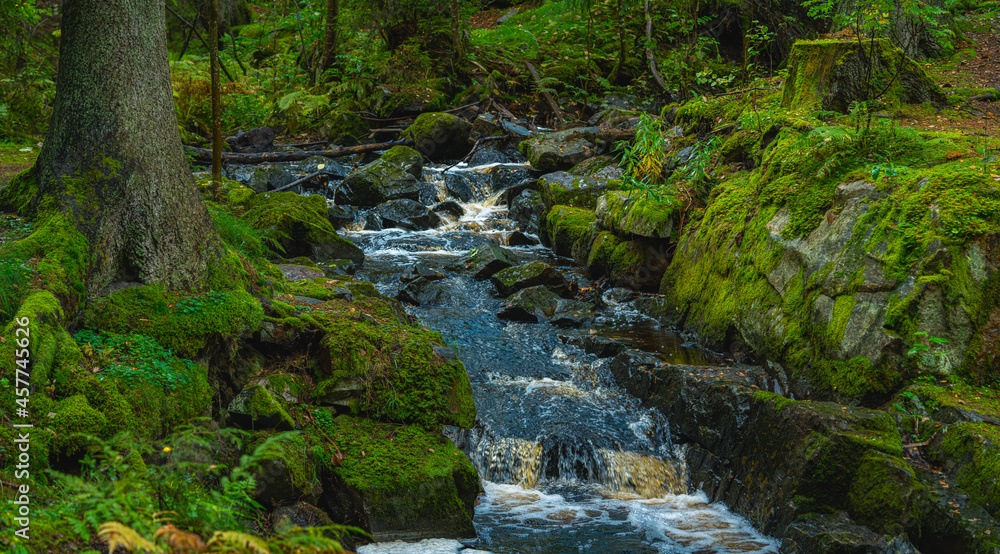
[0,141,38,186]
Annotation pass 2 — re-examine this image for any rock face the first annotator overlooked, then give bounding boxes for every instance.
[369,199,442,230]
[660,123,1000,400]
[781,39,947,113]
[339,146,424,206]
[404,112,473,160]
[519,127,602,172]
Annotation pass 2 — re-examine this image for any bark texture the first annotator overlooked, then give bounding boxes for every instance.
[29,0,221,296]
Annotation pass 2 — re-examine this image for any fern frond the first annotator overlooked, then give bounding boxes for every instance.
[208,531,272,554]
[98,521,164,554]
[154,523,207,553]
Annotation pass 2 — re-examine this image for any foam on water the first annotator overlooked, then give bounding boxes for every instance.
[357,538,491,554]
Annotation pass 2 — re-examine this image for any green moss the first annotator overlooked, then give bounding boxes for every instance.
[247,385,295,429]
[50,394,107,454]
[813,357,901,403]
[311,296,475,428]
[597,191,679,240]
[545,205,596,259]
[81,285,264,357]
[938,422,1000,515]
[847,451,925,534]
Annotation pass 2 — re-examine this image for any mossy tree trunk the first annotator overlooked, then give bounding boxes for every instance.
[20,0,222,297]
[320,0,339,78]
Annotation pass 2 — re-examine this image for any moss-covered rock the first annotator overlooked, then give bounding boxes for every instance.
[518,128,601,172]
[318,416,479,541]
[50,394,107,454]
[929,422,1000,518]
[228,384,296,430]
[537,171,616,210]
[403,112,472,160]
[465,243,516,280]
[81,286,264,358]
[339,147,424,206]
[250,432,323,508]
[568,154,623,180]
[596,191,679,240]
[496,285,562,323]
[544,205,596,260]
[781,39,946,113]
[490,261,570,297]
[240,191,365,264]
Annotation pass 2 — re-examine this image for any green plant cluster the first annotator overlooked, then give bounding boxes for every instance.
[74,330,196,392]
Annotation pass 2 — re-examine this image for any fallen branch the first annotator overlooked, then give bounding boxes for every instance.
[183,139,413,164]
[271,171,322,193]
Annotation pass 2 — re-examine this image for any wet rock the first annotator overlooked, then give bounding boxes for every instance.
[226,126,275,153]
[470,113,532,139]
[401,263,447,283]
[466,243,517,280]
[327,205,357,229]
[490,261,569,297]
[250,192,365,265]
[248,164,295,193]
[228,384,295,431]
[404,112,473,160]
[509,189,545,236]
[497,285,561,322]
[506,231,538,246]
[300,155,349,178]
[550,299,596,328]
[432,200,465,218]
[779,513,913,554]
[559,334,629,358]
[419,181,442,205]
[445,173,476,202]
[543,205,597,260]
[518,127,601,172]
[369,199,443,230]
[538,171,614,210]
[396,276,451,305]
[338,146,424,206]
[271,502,355,551]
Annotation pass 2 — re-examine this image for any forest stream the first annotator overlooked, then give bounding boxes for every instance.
[229,151,784,553]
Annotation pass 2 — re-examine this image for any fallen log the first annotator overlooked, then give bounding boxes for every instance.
[183,139,414,164]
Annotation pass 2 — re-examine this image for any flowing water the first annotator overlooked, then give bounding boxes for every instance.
[232,153,780,553]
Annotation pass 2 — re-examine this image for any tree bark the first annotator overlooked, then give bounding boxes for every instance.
[210,0,222,185]
[22,0,222,297]
[320,0,339,78]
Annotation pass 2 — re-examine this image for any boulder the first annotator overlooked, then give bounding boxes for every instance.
[568,154,623,180]
[401,263,447,283]
[549,298,595,328]
[300,155,349,179]
[538,171,615,210]
[490,261,569,297]
[445,173,476,202]
[226,126,275,153]
[506,231,538,246]
[595,191,679,239]
[327,205,357,229]
[559,333,629,358]
[395,276,451,305]
[244,192,365,265]
[369,199,442,230]
[466,244,517,280]
[338,146,424,206]
[518,127,601,172]
[404,112,472,160]
[508,189,545,236]
[251,433,323,508]
[432,200,465,218]
[247,164,294,193]
[497,285,562,323]
[781,39,947,113]
[228,384,295,430]
[544,205,596,260]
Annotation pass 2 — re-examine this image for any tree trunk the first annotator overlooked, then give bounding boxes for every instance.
[320,0,339,77]
[210,0,222,185]
[22,0,221,297]
[451,0,466,78]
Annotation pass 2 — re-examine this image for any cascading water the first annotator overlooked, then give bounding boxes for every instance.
[230,152,780,553]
